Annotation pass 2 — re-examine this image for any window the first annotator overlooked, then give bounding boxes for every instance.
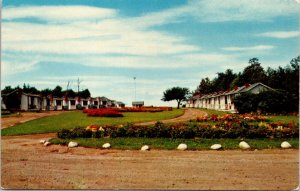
[83,101,88,105]
[56,100,62,106]
[70,100,76,105]
[94,101,98,105]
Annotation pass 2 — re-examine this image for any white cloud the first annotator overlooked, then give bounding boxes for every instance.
[2,20,199,56]
[131,0,298,27]
[222,45,275,52]
[257,31,300,39]
[187,0,298,22]
[3,6,117,22]
[1,59,40,76]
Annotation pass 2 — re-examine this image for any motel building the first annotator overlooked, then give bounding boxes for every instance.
[1,88,125,111]
[187,82,273,113]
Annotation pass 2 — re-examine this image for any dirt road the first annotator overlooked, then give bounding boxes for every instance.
[1,133,299,190]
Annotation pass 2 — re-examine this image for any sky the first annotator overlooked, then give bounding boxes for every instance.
[1,0,299,106]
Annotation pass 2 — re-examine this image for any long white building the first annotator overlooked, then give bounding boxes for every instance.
[187,83,273,113]
[1,89,125,111]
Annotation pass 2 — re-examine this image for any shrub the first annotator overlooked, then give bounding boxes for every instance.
[233,90,298,114]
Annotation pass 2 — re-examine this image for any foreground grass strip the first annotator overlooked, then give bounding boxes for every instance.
[49,137,299,150]
[2,109,184,136]
[267,115,299,123]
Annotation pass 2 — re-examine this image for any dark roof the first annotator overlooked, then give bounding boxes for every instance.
[196,82,272,99]
[132,101,144,105]
[239,82,273,93]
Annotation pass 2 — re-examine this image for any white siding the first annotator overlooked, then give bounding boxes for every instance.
[21,95,28,110]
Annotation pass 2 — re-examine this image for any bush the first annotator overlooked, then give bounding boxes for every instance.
[233,90,298,114]
[233,93,258,113]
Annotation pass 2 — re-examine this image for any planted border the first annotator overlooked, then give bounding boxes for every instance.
[57,120,299,140]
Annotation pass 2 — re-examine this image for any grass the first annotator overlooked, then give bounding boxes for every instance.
[1,109,184,136]
[267,115,299,123]
[50,137,299,150]
[197,108,230,116]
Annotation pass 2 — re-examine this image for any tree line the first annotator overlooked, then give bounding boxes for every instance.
[196,56,299,96]
[195,56,299,113]
[162,56,299,112]
[1,84,91,98]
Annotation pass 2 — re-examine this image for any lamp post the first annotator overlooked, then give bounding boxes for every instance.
[134,77,136,101]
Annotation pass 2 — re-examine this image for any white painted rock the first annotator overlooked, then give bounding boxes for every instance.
[281,141,292,149]
[141,145,150,151]
[39,140,46,144]
[68,141,78,148]
[210,144,222,150]
[44,141,51,146]
[177,143,187,150]
[102,143,111,149]
[239,141,250,149]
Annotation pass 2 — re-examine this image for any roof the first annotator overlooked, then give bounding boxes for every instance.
[225,85,247,95]
[196,82,272,99]
[132,101,144,105]
[100,96,111,101]
[239,82,273,93]
[1,89,42,97]
[190,94,201,100]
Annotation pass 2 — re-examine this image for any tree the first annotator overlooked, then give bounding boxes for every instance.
[238,58,267,85]
[41,88,52,96]
[1,86,15,94]
[162,87,190,109]
[63,89,76,98]
[79,89,91,98]
[197,78,214,94]
[52,86,63,97]
[213,69,237,91]
[22,83,40,94]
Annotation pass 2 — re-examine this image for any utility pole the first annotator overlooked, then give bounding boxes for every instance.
[77,78,83,95]
[134,77,137,101]
[66,81,70,91]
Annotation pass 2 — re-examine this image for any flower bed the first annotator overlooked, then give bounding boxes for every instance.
[195,114,269,122]
[117,107,172,112]
[57,120,299,139]
[83,108,123,117]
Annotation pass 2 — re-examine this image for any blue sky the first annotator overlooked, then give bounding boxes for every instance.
[2,0,299,106]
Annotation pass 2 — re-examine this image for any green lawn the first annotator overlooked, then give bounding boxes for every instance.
[197,108,230,116]
[50,137,299,150]
[268,115,299,123]
[2,109,184,136]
